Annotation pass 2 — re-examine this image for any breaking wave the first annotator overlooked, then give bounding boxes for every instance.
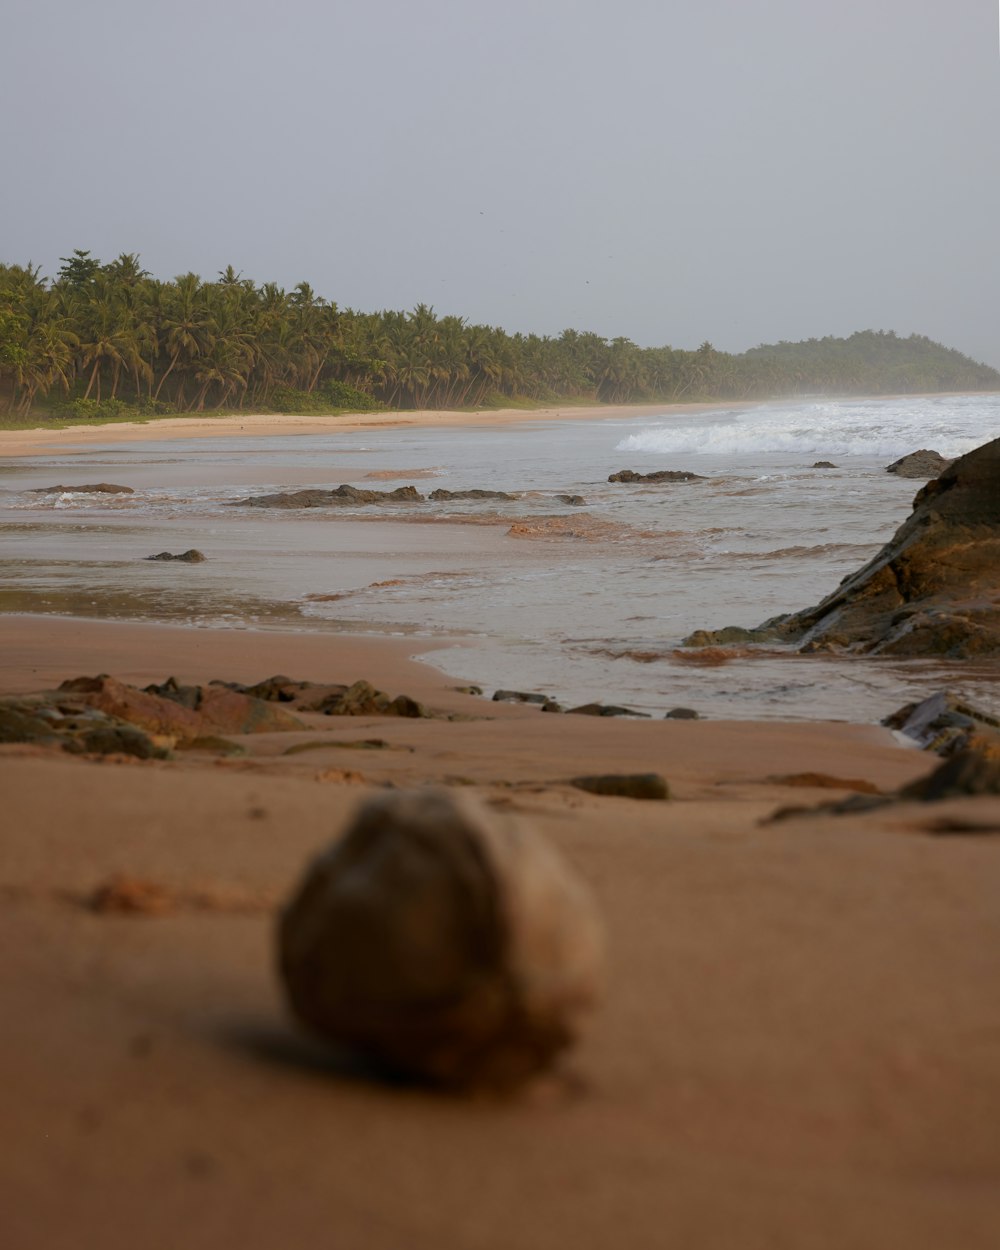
[616,395,1000,460]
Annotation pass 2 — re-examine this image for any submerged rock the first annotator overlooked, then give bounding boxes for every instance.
[685,436,1000,657]
[885,449,952,479]
[812,461,838,469]
[31,482,134,494]
[235,485,423,508]
[608,468,704,483]
[492,689,552,705]
[429,488,517,501]
[278,789,605,1089]
[144,549,206,562]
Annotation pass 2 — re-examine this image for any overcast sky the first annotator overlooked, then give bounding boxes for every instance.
[4,0,999,364]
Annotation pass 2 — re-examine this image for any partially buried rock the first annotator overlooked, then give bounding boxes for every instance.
[566,702,649,718]
[144,550,206,562]
[899,750,1000,802]
[0,702,62,745]
[570,773,669,800]
[309,679,429,718]
[278,789,604,1089]
[885,449,952,479]
[883,691,1000,756]
[664,707,700,720]
[58,673,304,736]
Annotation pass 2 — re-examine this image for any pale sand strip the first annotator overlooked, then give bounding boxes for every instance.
[0,400,735,458]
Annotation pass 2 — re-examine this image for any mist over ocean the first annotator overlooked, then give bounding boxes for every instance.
[3,393,999,720]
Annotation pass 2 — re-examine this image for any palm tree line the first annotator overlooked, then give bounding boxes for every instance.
[1,250,997,416]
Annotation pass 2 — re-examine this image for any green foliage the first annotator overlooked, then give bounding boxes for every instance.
[266,382,383,414]
[316,379,383,411]
[49,396,173,421]
[1,252,998,419]
[56,249,101,288]
[0,308,28,370]
[266,387,327,413]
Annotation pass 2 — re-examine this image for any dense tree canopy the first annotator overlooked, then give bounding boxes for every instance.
[1,252,997,416]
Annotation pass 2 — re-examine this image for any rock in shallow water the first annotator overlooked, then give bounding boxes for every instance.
[278,789,604,1089]
[885,449,952,478]
[684,436,1000,657]
[31,482,134,494]
[144,549,206,562]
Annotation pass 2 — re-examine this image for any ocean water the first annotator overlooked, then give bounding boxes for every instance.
[2,393,999,721]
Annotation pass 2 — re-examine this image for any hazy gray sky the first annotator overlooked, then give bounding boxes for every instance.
[5,0,999,364]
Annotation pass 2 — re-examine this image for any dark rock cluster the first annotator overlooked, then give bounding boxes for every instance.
[31,482,134,494]
[608,468,704,483]
[233,485,584,509]
[144,549,206,562]
[0,670,441,757]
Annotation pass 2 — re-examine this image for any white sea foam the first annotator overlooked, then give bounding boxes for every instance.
[615,395,1000,459]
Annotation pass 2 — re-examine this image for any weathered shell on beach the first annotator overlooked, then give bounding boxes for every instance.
[278,789,605,1089]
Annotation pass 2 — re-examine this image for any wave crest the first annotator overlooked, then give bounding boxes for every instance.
[615,397,998,459]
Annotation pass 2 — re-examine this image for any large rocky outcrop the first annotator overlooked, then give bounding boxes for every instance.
[685,436,1000,657]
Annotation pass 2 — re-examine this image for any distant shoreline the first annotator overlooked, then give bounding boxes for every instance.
[2,391,996,459]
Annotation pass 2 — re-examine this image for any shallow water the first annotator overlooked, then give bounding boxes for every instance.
[2,394,999,721]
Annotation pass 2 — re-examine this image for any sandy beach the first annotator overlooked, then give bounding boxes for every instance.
[0,401,729,458]
[3,411,1000,1248]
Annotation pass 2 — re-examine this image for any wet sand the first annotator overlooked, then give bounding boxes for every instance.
[3,615,1000,1248]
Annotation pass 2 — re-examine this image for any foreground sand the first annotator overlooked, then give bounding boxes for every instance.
[3,615,1000,1249]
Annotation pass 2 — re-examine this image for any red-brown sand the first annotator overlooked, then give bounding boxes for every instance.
[2,614,1000,1249]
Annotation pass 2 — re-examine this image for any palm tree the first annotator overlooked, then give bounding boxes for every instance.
[153,273,212,406]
